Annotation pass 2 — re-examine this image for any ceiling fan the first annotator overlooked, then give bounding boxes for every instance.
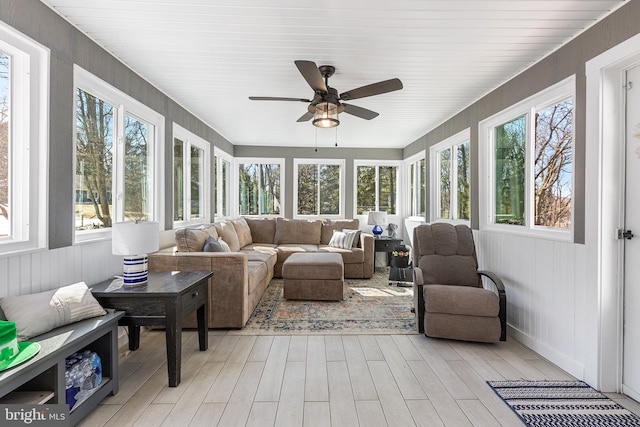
[249,60,403,128]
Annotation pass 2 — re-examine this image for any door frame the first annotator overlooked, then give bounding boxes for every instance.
[585,32,640,392]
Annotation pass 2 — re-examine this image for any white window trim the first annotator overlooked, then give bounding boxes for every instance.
[404,152,426,220]
[429,128,471,225]
[73,65,165,243]
[173,123,210,227]
[353,160,402,219]
[293,158,345,219]
[0,22,49,256]
[214,147,233,220]
[235,157,285,217]
[479,76,575,241]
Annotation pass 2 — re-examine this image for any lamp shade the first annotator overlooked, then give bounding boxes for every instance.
[112,221,159,256]
[312,102,340,128]
[367,211,387,226]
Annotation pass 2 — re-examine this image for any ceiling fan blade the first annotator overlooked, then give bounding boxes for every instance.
[294,60,327,93]
[249,96,311,102]
[340,78,403,101]
[342,103,379,120]
[296,111,314,122]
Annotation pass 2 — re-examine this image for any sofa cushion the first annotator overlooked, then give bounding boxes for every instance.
[244,217,276,244]
[242,249,277,270]
[319,246,365,264]
[424,284,499,317]
[276,244,319,263]
[274,218,322,245]
[232,217,253,248]
[215,221,241,252]
[247,261,268,295]
[321,219,359,245]
[175,224,219,252]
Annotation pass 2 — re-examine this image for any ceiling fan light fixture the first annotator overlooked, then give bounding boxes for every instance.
[312,102,339,128]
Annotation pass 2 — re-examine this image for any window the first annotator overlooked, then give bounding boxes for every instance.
[480,77,574,238]
[406,154,426,218]
[354,162,399,215]
[237,158,283,216]
[294,159,344,217]
[430,129,470,222]
[74,66,164,240]
[173,124,210,225]
[214,149,232,219]
[0,23,48,255]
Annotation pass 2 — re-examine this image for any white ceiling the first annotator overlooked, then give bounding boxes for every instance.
[42,0,625,149]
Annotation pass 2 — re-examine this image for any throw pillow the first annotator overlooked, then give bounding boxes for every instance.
[342,228,362,248]
[218,238,231,252]
[203,236,224,252]
[328,230,357,249]
[0,282,107,340]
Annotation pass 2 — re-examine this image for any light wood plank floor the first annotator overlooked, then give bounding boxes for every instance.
[78,330,640,427]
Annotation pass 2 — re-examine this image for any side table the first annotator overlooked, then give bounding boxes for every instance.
[374,237,403,268]
[90,271,212,387]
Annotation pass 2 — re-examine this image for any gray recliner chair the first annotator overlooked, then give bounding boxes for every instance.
[412,223,506,342]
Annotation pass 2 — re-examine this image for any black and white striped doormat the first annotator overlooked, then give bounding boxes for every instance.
[487,380,640,426]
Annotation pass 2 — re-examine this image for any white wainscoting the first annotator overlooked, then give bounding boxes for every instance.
[0,241,122,297]
[475,230,587,379]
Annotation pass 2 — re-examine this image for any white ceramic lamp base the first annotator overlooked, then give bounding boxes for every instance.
[122,254,149,286]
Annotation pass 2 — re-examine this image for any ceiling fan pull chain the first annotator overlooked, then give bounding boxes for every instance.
[335,126,338,147]
[315,126,318,152]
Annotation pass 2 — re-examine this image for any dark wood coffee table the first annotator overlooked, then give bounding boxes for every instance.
[90,271,212,387]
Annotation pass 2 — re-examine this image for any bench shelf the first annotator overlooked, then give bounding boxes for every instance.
[0,310,124,426]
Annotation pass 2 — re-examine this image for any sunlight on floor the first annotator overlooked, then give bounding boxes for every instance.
[351,286,413,297]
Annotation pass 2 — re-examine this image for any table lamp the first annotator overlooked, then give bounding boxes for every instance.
[367,211,387,237]
[112,221,159,286]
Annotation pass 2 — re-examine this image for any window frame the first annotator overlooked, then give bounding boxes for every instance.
[73,65,165,243]
[235,157,285,217]
[172,123,210,227]
[353,160,401,218]
[0,22,49,256]
[429,129,471,224]
[214,148,233,220]
[404,152,426,220]
[293,158,345,219]
[479,76,575,241]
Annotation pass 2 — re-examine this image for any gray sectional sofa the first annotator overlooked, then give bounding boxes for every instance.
[148,217,374,329]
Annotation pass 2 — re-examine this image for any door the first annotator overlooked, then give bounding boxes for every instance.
[623,64,640,401]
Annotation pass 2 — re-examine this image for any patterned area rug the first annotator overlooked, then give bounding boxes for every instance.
[238,268,416,335]
[488,380,640,426]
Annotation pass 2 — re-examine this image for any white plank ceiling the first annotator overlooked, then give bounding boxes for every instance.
[41,0,625,149]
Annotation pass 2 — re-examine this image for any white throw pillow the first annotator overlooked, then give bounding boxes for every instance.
[218,238,232,252]
[0,282,107,340]
[328,230,357,249]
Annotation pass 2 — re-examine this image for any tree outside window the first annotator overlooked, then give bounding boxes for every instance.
[534,99,573,228]
[495,116,526,225]
[431,132,470,223]
[75,68,162,236]
[238,162,281,215]
[407,157,426,218]
[356,164,397,216]
[296,161,342,216]
[481,78,574,236]
[75,89,114,230]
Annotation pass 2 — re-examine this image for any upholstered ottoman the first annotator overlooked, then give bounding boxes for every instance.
[282,253,344,300]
